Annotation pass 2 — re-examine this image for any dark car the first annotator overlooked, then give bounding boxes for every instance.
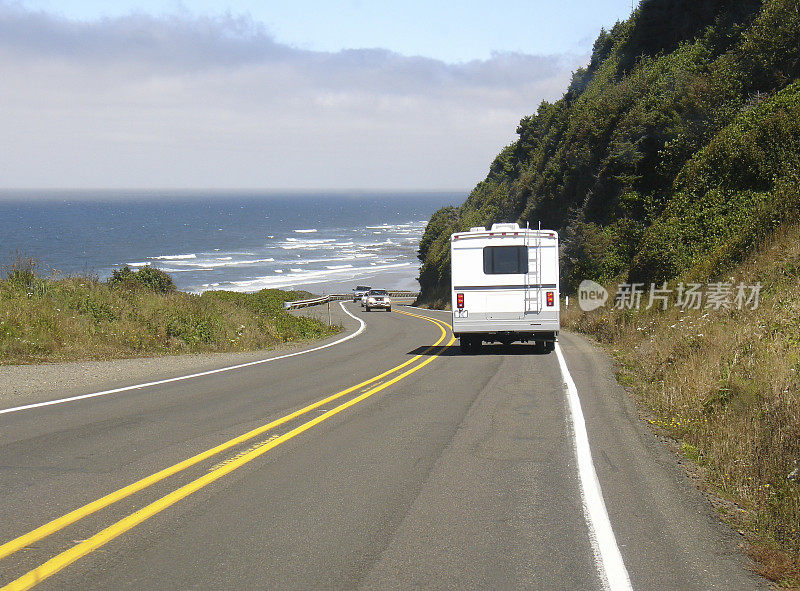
[353,285,371,302]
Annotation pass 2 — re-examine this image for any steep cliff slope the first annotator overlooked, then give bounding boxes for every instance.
[417,0,799,303]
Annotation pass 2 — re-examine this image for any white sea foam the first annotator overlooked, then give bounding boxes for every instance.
[161,267,214,273]
[150,253,197,260]
[215,261,413,292]
[294,254,374,266]
[294,228,318,233]
[363,221,425,233]
[161,257,275,271]
[279,238,345,250]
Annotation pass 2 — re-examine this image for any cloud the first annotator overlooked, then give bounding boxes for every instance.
[0,3,585,190]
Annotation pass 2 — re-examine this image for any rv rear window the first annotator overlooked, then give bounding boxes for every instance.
[483,246,528,275]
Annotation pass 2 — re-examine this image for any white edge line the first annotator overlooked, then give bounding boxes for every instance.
[555,342,633,591]
[0,302,366,416]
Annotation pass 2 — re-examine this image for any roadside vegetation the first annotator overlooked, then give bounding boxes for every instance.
[0,257,338,365]
[564,223,800,586]
[412,0,800,582]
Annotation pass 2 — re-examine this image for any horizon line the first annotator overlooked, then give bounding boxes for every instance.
[0,188,470,200]
[0,187,469,193]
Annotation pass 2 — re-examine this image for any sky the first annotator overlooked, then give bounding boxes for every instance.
[1,1,634,191]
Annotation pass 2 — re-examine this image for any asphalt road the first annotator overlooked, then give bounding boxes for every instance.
[0,303,767,590]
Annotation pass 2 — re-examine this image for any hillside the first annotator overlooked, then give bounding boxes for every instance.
[417,0,799,303]
[415,0,800,583]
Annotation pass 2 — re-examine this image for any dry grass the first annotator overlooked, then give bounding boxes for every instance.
[0,263,338,365]
[564,223,800,586]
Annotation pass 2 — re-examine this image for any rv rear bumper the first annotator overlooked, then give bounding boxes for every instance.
[453,314,561,342]
[454,330,557,343]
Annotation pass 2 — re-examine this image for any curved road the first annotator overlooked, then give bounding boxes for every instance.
[0,303,766,590]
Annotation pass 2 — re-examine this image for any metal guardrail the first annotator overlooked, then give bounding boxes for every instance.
[284,292,419,310]
[384,291,419,298]
[283,294,347,310]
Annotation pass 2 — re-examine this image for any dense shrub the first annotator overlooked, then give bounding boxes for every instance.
[3,255,38,290]
[631,81,800,281]
[108,265,176,294]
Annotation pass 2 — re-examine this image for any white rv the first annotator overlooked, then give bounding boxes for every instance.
[450,223,559,353]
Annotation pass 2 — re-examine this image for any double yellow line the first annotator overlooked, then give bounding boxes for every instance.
[1,310,454,591]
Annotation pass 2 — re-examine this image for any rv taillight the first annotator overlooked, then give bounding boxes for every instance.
[457,293,464,309]
[546,291,555,307]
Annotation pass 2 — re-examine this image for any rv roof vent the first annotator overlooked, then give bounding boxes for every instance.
[490,223,520,232]
[469,226,486,232]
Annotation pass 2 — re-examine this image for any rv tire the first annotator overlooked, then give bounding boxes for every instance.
[459,335,482,354]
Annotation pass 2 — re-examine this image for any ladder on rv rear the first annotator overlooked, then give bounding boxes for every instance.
[524,223,542,314]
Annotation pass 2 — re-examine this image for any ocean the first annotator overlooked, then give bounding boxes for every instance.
[0,191,462,295]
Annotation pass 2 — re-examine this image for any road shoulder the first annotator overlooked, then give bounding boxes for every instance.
[559,330,769,590]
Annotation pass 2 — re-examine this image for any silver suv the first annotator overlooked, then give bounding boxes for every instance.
[364,289,391,312]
